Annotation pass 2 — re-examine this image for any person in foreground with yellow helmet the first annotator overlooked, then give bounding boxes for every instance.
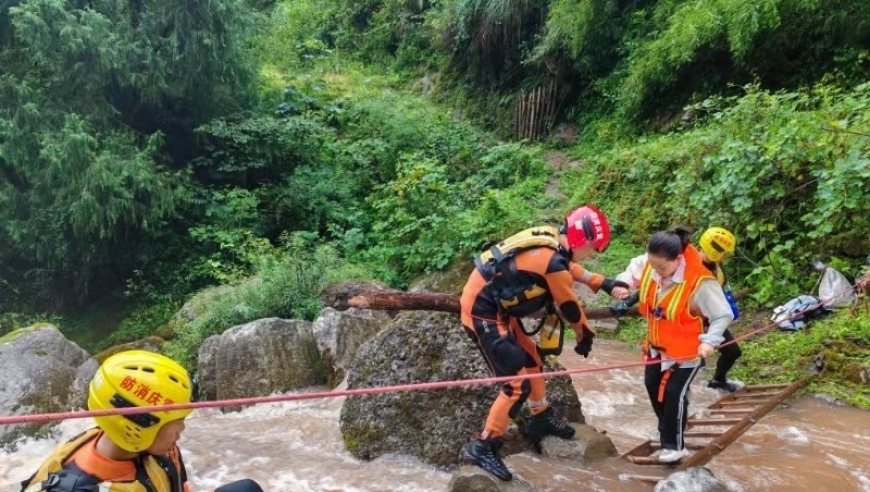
[697,227,743,392]
[20,350,265,492]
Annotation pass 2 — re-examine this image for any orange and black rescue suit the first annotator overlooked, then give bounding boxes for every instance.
[460,246,594,438]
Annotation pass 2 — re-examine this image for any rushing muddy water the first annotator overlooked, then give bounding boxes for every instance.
[2,339,868,491]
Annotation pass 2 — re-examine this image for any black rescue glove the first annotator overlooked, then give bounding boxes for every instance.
[609,291,640,316]
[574,327,595,358]
[600,278,631,296]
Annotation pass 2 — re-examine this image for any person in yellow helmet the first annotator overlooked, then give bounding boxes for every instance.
[20,350,264,492]
[697,227,743,392]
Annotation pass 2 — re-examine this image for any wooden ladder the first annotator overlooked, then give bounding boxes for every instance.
[620,381,806,484]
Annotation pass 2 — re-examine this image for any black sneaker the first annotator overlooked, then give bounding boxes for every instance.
[707,379,740,392]
[524,407,576,445]
[463,437,512,481]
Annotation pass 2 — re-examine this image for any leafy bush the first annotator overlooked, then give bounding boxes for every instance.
[359,142,551,285]
[164,238,373,368]
[733,311,870,409]
[97,300,182,351]
[563,83,870,304]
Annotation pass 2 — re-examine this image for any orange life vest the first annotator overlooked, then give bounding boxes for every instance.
[638,245,714,360]
[20,428,186,492]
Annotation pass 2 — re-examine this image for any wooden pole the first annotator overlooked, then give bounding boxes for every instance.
[343,289,633,319]
[677,376,810,470]
[347,290,461,313]
[336,288,750,320]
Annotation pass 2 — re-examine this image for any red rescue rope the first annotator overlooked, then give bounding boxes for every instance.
[0,287,854,426]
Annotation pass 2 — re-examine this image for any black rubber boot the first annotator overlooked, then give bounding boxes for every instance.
[463,437,512,481]
[524,407,576,445]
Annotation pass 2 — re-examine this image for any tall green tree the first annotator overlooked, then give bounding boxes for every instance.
[0,0,256,306]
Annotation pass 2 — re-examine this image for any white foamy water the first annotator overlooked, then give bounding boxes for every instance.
[3,339,869,492]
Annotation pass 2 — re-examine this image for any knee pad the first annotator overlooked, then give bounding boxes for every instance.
[507,379,532,418]
[491,336,526,375]
[214,479,265,492]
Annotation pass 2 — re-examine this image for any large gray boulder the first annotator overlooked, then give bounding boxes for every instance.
[162,278,260,341]
[0,324,98,448]
[312,308,391,387]
[196,318,324,404]
[449,466,542,492]
[339,311,584,467]
[654,467,733,492]
[537,423,617,462]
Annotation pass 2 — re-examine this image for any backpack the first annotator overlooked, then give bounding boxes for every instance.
[473,226,562,318]
[770,295,829,331]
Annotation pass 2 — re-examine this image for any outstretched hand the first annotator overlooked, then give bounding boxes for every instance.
[610,286,630,300]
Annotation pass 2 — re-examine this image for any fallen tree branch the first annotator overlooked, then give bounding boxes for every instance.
[337,288,751,320]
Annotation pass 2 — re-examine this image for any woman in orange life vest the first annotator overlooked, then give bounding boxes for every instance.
[460,205,629,481]
[20,350,265,492]
[610,226,734,464]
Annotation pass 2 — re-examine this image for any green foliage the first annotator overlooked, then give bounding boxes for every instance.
[0,0,257,306]
[532,0,621,82]
[563,83,870,304]
[0,311,64,338]
[360,142,550,285]
[619,0,783,115]
[252,0,336,70]
[164,240,373,368]
[124,187,275,302]
[732,311,870,409]
[193,114,329,186]
[97,300,181,350]
[187,189,274,285]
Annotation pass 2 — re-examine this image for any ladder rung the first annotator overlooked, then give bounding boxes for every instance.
[627,456,666,465]
[684,430,723,438]
[735,391,783,398]
[709,408,756,414]
[742,383,791,391]
[719,400,769,406]
[688,418,743,426]
[628,474,667,483]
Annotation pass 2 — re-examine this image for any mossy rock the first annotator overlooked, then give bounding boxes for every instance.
[408,262,473,295]
[93,336,166,363]
[0,323,58,344]
[842,362,870,385]
[340,311,584,467]
[156,322,176,340]
[0,324,98,448]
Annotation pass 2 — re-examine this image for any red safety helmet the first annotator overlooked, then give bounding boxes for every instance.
[564,205,611,253]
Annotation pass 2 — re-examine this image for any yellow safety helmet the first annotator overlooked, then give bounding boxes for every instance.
[699,227,736,262]
[88,350,193,452]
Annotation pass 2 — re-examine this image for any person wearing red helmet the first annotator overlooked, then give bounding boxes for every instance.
[459,205,628,481]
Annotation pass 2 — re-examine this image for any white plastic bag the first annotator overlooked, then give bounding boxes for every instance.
[818,267,857,308]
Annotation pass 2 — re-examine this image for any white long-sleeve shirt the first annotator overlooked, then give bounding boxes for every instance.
[616,253,734,369]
